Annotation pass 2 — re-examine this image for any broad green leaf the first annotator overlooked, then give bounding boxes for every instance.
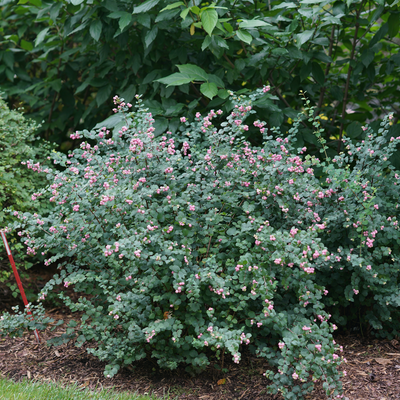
[236,29,252,44]
[2,52,14,70]
[272,2,297,9]
[388,13,399,38]
[160,1,184,12]
[180,8,190,19]
[238,19,271,29]
[20,40,33,51]
[200,82,218,99]
[218,88,229,99]
[107,11,126,19]
[201,35,212,50]
[96,84,112,107]
[94,113,124,130]
[190,5,200,14]
[201,8,218,36]
[89,20,102,42]
[208,74,225,88]
[155,8,180,22]
[223,22,233,33]
[119,12,132,31]
[35,27,49,47]
[132,0,160,14]
[119,84,136,102]
[213,35,229,49]
[153,117,169,134]
[144,26,158,48]
[70,0,84,4]
[28,0,42,6]
[360,50,374,67]
[137,13,151,28]
[370,5,384,23]
[75,79,91,95]
[346,122,362,138]
[177,64,208,81]
[311,62,325,85]
[156,73,193,86]
[296,30,314,47]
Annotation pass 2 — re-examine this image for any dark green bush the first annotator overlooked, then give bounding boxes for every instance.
[0,95,52,294]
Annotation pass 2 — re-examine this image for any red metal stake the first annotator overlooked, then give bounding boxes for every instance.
[1,231,41,343]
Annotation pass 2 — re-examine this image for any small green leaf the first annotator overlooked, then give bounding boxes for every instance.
[144,26,158,48]
[180,8,190,19]
[218,89,229,99]
[360,50,374,68]
[311,62,325,85]
[296,30,314,47]
[96,84,112,107]
[133,0,160,14]
[208,74,225,88]
[160,1,184,12]
[7,34,19,43]
[346,122,363,139]
[2,52,14,70]
[119,13,132,31]
[200,82,218,99]
[223,22,233,33]
[236,30,252,44]
[201,8,218,36]
[190,5,200,15]
[70,0,84,4]
[213,35,229,49]
[89,20,102,42]
[201,36,212,50]
[272,2,297,9]
[388,13,399,38]
[35,27,49,47]
[20,40,33,51]
[238,19,271,29]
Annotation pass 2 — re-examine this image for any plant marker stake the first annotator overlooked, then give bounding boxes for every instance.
[1,231,40,343]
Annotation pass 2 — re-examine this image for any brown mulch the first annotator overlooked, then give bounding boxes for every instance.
[0,310,400,400]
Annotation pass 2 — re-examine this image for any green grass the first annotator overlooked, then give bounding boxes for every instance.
[0,377,170,400]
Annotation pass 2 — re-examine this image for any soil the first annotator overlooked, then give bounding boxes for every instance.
[1,260,400,399]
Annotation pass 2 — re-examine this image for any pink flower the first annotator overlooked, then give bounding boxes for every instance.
[73,205,79,211]
[180,117,186,123]
[278,342,285,349]
[292,372,299,380]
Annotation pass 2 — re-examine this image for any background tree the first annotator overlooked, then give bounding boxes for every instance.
[0,0,399,157]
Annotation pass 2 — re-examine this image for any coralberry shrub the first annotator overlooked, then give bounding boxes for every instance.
[2,88,400,399]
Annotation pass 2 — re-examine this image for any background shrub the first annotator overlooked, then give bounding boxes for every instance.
[0,95,52,296]
[0,0,399,169]
[2,89,400,399]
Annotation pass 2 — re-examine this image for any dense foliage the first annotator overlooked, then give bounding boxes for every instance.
[0,95,52,293]
[2,89,399,398]
[0,0,399,165]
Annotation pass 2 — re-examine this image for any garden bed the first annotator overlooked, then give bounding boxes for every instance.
[0,309,399,400]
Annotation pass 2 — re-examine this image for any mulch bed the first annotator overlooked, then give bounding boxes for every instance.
[1,258,400,399]
[0,309,400,400]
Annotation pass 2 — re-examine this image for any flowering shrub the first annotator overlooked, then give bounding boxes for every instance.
[2,88,400,399]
